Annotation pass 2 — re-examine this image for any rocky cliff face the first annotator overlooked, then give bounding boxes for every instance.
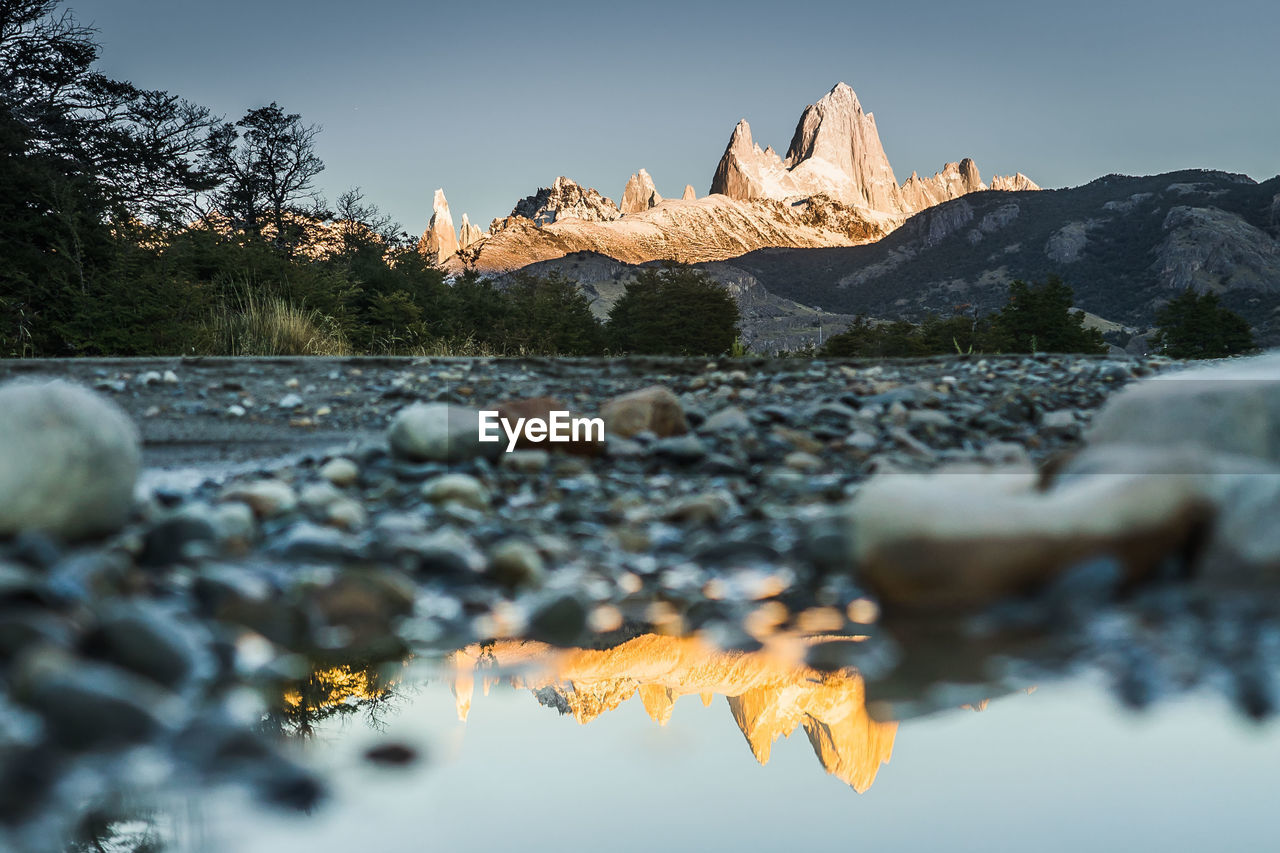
[458,194,890,274]
[899,159,985,211]
[509,176,621,225]
[782,82,905,211]
[458,213,484,250]
[417,188,458,260]
[710,83,1034,217]
[991,172,1042,192]
[620,169,662,214]
[1153,205,1280,294]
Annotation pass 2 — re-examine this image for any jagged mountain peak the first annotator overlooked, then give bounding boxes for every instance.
[621,169,662,214]
[508,176,621,226]
[710,83,1033,217]
[417,188,458,260]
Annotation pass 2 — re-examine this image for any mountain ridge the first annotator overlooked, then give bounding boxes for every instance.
[421,83,1036,274]
[511,170,1280,350]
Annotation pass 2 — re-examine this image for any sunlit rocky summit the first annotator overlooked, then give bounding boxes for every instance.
[422,83,1036,274]
[711,83,1037,216]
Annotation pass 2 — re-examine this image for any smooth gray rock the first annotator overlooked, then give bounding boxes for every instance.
[0,380,140,539]
[388,403,501,462]
[701,406,752,434]
[654,434,707,464]
[487,539,546,589]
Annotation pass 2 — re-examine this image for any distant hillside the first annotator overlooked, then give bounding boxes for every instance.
[714,170,1280,345]
[502,252,859,354]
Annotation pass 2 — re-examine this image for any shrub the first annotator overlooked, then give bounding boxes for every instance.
[196,285,350,356]
[822,277,1106,358]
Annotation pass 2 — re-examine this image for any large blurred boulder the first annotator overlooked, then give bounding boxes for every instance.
[0,380,140,539]
[845,466,1212,610]
[1058,444,1280,583]
[1086,352,1280,462]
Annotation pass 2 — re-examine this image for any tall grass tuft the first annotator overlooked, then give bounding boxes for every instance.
[197,285,350,356]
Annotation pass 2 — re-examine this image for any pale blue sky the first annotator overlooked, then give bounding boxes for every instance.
[75,0,1280,236]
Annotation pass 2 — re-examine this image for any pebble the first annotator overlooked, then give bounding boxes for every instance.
[664,493,732,525]
[84,602,207,689]
[15,649,174,751]
[701,406,752,434]
[266,522,364,562]
[785,451,825,473]
[653,434,707,464]
[299,482,343,512]
[488,540,547,589]
[210,501,257,549]
[220,480,298,519]
[502,450,550,473]
[846,430,879,451]
[1041,409,1079,435]
[326,498,368,531]
[319,457,361,487]
[421,473,490,511]
[601,386,688,438]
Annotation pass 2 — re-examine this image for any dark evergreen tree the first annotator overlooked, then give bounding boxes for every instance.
[504,271,606,355]
[1153,288,1256,358]
[606,263,740,355]
[989,276,1106,354]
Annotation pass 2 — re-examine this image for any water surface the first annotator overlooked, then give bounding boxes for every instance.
[205,637,1280,852]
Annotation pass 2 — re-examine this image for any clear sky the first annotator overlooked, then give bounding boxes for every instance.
[73,0,1280,237]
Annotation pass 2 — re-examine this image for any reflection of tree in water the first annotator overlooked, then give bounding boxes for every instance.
[266,656,411,740]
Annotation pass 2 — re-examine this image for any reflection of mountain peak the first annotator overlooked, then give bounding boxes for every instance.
[449,635,897,792]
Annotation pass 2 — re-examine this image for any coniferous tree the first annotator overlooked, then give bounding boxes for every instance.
[505,271,606,355]
[988,276,1106,354]
[1153,288,1256,358]
[606,263,740,355]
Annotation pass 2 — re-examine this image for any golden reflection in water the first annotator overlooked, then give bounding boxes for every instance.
[448,634,898,793]
[278,662,403,737]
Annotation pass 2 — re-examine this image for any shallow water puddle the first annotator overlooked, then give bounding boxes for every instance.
[202,638,1280,853]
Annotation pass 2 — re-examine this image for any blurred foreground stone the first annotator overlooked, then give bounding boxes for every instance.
[0,380,139,539]
[846,351,1280,609]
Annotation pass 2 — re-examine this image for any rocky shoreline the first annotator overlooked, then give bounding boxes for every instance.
[5,351,1280,850]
